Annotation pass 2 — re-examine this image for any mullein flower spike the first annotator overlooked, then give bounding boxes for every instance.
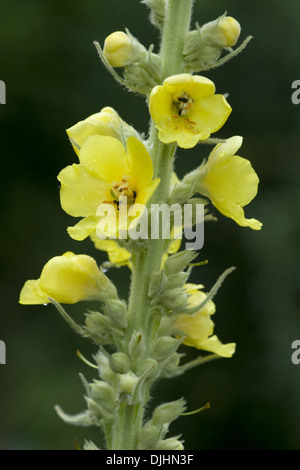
[19,0,261,451]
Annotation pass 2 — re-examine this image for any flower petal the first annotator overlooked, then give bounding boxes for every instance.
[191,94,232,138]
[149,85,174,125]
[127,137,155,192]
[174,312,214,346]
[135,178,161,206]
[164,74,215,101]
[19,280,49,305]
[91,235,131,266]
[58,164,109,217]
[207,136,243,167]
[157,119,202,148]
[202,154,262,230]
[38,252,102,304]
[199,335,236,358]
[173,284,235,358]
[66,108,120,156]
[79,135,129,182]
[67,216,99,241]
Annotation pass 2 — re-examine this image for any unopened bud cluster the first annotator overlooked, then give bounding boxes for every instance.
[184,15,241,72]
[103,30,162,94]
[101,10,242,93]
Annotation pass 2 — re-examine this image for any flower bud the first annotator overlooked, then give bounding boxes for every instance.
[94,352,117,385]
[159,352,181,378]
[103,32,135,67]
[19,252,113,305]
[89,380,116,412]
[151,399,186,427]
[184,15,241,72]
[103,298,128,328]
[128,331,146,360]
[164,251,197,277]
[214,17,241,48]
[137,358,158,379]
[200,16,241,48]
[160,287,188,311]
[151,336,180,361]
[123,53,162,94]
[85,311,125,345]
[111,352,131,374]
[158,438,184,450]
[118,372,139,394]
[85,397,113,422]
[139,424,160,448]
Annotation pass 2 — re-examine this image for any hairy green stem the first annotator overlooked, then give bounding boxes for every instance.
[109,0,194,450]
[160,0,194,78]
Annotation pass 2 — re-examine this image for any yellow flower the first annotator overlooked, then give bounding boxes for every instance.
[19,252,109,305]
[173,284,236,358]
[91,235,132,268]
[89,171,181,268]
[103,32,134,67]
[58,136,160,240]
[197,136,262,230]
[149,74,231,149]
[66,107,138,156]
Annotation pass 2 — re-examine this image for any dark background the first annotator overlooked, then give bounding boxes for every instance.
[1,0,300,450]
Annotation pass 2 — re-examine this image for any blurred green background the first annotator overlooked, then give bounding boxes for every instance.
[1,0,300,450]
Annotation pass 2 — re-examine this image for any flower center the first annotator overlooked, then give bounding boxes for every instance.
[108,176,136,210]
[174,92,194,117]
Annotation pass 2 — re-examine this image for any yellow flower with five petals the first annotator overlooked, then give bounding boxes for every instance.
[58,135,160,240]
[173,284,236,358]
[19,252,113,305]
[149,74,231,149]
[197,136,262,230]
